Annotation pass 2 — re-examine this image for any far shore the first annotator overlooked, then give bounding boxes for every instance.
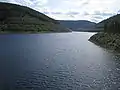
[0,31,72,34]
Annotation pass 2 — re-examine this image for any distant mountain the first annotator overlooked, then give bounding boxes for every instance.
[0,2,71,33]
[59,20,100,32]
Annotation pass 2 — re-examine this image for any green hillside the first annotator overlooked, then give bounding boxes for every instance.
[0,2,71,33]
[89,14,120,52]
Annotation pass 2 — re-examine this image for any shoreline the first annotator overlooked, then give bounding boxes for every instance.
[89,32,120,53]
[0,31,72,34]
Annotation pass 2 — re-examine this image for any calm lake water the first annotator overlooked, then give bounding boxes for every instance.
[0,32,120,90]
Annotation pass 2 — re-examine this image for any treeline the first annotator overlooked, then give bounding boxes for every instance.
[104,20,120,33]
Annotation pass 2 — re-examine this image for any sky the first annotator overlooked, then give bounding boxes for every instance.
[0,0,120,22]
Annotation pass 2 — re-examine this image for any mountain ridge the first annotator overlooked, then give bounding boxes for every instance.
[59,20,100,32]
[0,2,71,33]
[96,14,120,28]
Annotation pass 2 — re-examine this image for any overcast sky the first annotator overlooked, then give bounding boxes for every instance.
[1,0,120,22]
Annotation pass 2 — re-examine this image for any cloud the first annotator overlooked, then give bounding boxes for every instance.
[0,0,8,2]
[0,0,120,22]
[65,12,80,15]
[51,12,63,15]
[93,11,115,16]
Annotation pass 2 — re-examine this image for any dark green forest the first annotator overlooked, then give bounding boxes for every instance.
[0,2,70,33]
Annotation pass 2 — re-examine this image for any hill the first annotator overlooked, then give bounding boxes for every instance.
[89,14,120,52]
[96,14,120,28]
[59,20,100,32]
[0,2,71,33]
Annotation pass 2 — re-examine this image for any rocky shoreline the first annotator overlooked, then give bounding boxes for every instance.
[89,32,120,52]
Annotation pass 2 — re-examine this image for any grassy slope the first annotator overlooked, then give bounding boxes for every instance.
[0,2,70,33]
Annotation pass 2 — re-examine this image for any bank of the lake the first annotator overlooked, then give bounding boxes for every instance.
[0,30,71,34]
[89,32,120,52]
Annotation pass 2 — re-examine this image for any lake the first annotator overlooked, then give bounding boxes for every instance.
[0,32,120,90]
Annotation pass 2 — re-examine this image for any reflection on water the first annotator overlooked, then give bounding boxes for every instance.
[0,32,120,90]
